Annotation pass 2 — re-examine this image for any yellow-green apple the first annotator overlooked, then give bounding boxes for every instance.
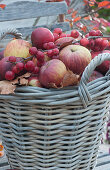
[4,39,32,59]
[91,50,110,75]
[59,45,91,75]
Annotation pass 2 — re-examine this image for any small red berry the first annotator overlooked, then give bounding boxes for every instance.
[89,39,95,49]
[16,62,24,72]
[37,51,45,62]
[71,30,79,38]
[25,61,35,72]
[46,42,55,49]
[89,30,96,36]
[92,46,100,52]
[43,43,48,49]
[95,38,103,46]
[95,30,103,36]
[52,48,59,56]
[100,39,109,51]
[5,71,15,80]
[53,28,62,35]
[37,61,44,67]
[53,33,59,41]
[80,38,89,47]
[33,66,40,74]
[29,47,38,55]
[47,50,53,58]
[9,56,16,63]
[12,65,20,74]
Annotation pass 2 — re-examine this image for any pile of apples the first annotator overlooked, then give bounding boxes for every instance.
[0,27,110,88]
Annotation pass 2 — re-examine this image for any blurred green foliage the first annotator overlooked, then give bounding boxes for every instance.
[96,0,110,21]
[98,9,110,21]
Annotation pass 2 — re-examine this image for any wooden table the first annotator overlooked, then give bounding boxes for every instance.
[0,144,110,170]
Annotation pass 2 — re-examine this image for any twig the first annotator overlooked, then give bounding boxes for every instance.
[81,7,103,19]
[33,17,41,27]
[0,29,22,41]
[57,35,110,50]
[71,35,110,45]
[25,17,40,41]
[88,35,110,39]
[66,7,103,23]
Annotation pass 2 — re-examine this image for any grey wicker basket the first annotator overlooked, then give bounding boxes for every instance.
[0,53,110,170]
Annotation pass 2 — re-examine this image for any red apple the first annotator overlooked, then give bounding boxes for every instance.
[39,59,67,88]
[59,45,91,75]
[0,56,23,80]
[89,71,103,82]
[91,50,110,75]
[28,76,41,87]
[0,57,13,80]
[0,50,4,60]
[4,39,32,59]
[31,27,54,49]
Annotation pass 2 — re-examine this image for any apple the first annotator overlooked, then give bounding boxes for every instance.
[89,70,103,82]
[71,29,79,39]
[4,39,32,59]
[39,59,67,88]
[31,27,54,49]
[55,37,74,49]
[91,50,110,75]
[59,45,91,75]
[0,50,4,60]
[0,57,13,80]
[28,76,41,87]
[0,56,23,80]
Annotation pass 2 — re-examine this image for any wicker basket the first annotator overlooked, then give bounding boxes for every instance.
[0,53,110,170]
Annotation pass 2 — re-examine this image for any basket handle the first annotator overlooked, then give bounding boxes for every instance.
[0,28,22,41]
[78,53,110,108]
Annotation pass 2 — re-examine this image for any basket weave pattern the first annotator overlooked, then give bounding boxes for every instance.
[0,53,110,170]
